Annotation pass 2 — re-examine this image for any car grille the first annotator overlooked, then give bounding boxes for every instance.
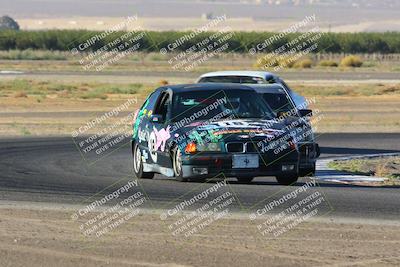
[226,142,244,153]
[225,142,260,153]
[245,142,259,153]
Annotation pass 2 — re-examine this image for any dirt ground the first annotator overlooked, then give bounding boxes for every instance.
[0,205,399,267]
[1,94,399,137]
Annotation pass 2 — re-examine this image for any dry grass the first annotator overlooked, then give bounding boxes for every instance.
[329,156,400,181]
[0,79,152,100]
[13,91,27,98]
[319,60,338,67]
[0,50,67,60]
[0,51,399,73]
[159,79,169,86]
[290,82,400,97]
[0,79,399,136]
[340,55,363,67]
[293,59,313,68]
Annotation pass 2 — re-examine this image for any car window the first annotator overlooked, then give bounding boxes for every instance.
[199,76,241,83]
[275,80,308,109]
[171,89,275,122]
[262,92,296,114]
[153,91,170,120]
[144,90,161,111]
[240,76,265,84]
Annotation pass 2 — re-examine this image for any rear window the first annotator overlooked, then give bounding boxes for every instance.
[199,76,266,84]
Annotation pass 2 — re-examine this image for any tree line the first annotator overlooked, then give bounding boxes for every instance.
[0,30,399,54]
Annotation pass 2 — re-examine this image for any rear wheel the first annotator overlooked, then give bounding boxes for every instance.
[276,174,298,185]
[236,176,254,184]
[172,146,187,182]
[133,143,154,179]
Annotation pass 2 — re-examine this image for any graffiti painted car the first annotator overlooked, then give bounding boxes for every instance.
[132,83,300,185]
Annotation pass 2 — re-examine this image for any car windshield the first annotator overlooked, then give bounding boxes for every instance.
[199,76,267,84]
[170,89,275,122]
[262,92,296,114]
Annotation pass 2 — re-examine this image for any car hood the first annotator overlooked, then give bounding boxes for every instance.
[171,118,287,143]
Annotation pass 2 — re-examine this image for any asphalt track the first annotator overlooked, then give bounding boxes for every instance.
[0,133,399,220]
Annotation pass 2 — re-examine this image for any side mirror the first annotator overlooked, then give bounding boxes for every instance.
[150,114,164,123]
[299,109,312,117]
[277,111,290,119]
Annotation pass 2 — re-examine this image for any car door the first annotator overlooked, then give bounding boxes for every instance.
[134,89,160,163]
[147,90,173,168]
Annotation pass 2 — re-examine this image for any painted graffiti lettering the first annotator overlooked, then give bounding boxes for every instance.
[154,126,171,152]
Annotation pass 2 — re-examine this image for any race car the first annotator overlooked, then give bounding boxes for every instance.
[131,83,300,185]
[197,71,320,176]
[197,70,307,109]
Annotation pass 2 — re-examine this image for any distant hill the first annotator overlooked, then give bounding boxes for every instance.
[2,0,400,32]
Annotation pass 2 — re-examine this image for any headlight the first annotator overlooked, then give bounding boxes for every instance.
[197,142,222,152]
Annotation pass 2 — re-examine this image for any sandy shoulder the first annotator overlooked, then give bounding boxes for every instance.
[0,203,399,267]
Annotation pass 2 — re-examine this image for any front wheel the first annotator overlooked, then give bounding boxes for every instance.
[299,167,316,177]
[172,146,187,182]
[133,143,154,179]
[275,174,298,185]
[299,162,316,177]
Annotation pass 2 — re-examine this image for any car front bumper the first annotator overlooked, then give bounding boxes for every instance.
[181,152,299,178]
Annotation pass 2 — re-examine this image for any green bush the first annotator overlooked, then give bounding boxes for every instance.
[80,92,108,100]
[340,55,363,67]
[319,60,338,67]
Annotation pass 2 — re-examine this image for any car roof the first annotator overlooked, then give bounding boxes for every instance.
[160,83,258,93]
[198,71,276,80]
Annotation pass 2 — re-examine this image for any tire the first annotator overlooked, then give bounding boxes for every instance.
[236,176,254,184]
[299,167,315,177]
[275,174,298,185]
[133,143,154,179]
[172,145,187,182]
